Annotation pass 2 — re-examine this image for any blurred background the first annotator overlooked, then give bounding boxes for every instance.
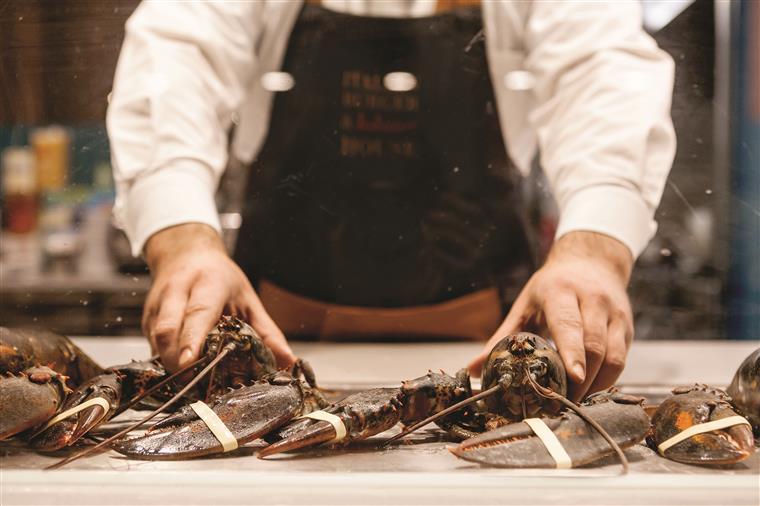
[0,0,757,340]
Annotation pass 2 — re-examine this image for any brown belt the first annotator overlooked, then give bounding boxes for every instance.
[258,279,502,341]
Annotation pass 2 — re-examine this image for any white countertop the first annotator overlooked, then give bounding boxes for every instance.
[2,338,758,506]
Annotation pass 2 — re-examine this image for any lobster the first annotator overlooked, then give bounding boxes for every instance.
[0,326,166,448]
[0,316,322,462]
[451,389,650,469]
[260,335,755,471]
[647,384,756,466]
[727,348,760,437]
[47,315,325,466]
[450,351,758,470]
[256,332,574,459]
[111,332,633,473]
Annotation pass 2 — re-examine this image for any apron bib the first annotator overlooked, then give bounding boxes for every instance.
[234,3,534,339]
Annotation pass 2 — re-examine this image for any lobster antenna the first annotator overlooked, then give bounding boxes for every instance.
[46,343,236,470]
[382,384,502,447]
[113,355,209,416]
[524,367,629,475]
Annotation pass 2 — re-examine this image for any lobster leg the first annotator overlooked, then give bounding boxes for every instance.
[451,393,650,468]
[0,367,69,440]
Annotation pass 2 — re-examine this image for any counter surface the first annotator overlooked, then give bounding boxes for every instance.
[2,338,758,505]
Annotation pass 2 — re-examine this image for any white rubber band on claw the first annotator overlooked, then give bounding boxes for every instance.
[523,418,573,469]
[189,401,238,452]
[299,410,347,443]
[40,397,112,432]
[657,415,751,455]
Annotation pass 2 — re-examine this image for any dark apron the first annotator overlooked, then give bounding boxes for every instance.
[234,3,534,338]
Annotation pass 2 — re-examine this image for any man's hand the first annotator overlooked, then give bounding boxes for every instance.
[143,223,296,372]
[468,231,634,401]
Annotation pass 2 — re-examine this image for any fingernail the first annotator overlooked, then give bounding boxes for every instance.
[179,347,193,366]
[571,363,585,382]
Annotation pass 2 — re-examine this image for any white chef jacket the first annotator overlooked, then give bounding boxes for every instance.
[108,0,675,258]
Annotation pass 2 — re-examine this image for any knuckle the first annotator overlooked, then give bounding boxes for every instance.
[584,340,606,359]
[555,317,583,332]
[152,331,175,348]
[604,354,626,372]
[587,292,611,307]
[610,308,628,322]
[610,305,632,322]
[152,322,179,342]
[185,302,211,317]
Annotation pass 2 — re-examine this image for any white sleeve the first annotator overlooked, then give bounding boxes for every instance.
[107,1,264,256]
[524,1,676,258]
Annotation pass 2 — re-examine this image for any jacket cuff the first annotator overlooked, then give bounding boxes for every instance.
[122,162,222,256]
[554,185,657,259]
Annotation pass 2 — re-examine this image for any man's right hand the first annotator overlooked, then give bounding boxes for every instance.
[142,223,296,372]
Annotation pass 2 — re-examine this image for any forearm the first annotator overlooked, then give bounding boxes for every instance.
[108,1,263,256]
[525,0,675,258]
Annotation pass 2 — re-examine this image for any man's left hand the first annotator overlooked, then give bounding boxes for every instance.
[467,231,634,401]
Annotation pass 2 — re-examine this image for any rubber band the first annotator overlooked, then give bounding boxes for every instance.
[657,415,751,455]
[40,397,112,432]
[299,410,347,443]
[189,401,239,452]
[523,417,573,469]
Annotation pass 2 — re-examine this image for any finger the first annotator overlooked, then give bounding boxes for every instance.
[467,289,532,376]
[543,290,585,385]
[151,287,189,369]
[142,286,162,353]
[586,317,630,395]
[241,291,297,368]
[570,296,609,401]
[173,282,226,371]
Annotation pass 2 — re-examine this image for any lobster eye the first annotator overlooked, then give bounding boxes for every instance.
[528,358,548,378]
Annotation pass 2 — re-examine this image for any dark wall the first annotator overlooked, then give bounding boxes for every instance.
[0,0,140,124]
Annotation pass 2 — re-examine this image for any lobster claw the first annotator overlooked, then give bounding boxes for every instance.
[112,380,306,460]
[258,388,404,458]
[451,391,650,468]
[648,384,755,465]
[30,372,121,451]
[0,367,69,440]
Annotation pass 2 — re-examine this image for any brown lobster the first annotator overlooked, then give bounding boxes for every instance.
[0,326,166,448]
[113,332,637,473]
[647,384,756,466]
[0,316,322,461]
